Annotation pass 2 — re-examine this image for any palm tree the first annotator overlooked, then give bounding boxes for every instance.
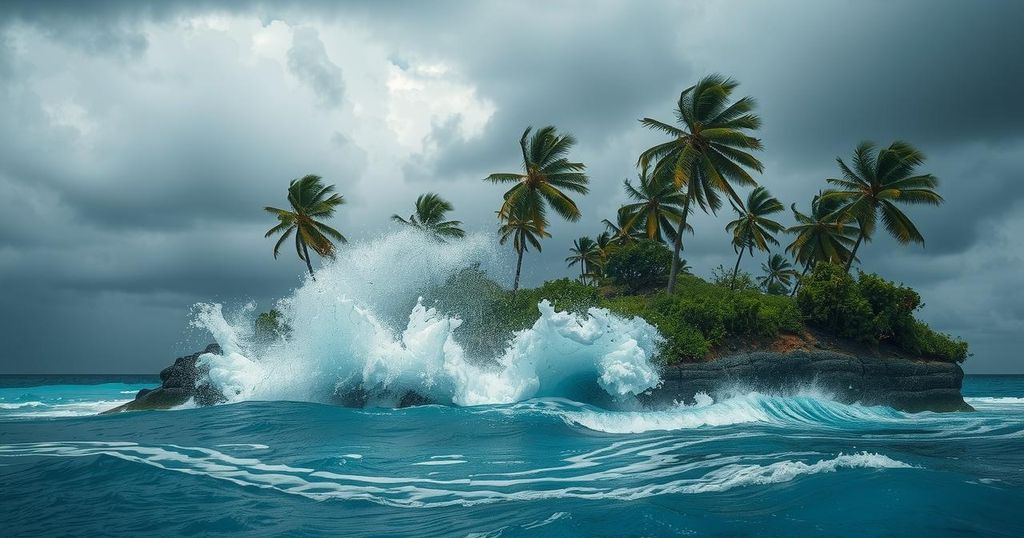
[391,192,465,241]
[758,253,800,294]
[725,187,784,290]
[566,236,601,283]
[484,126,589,233]
[638,74,764,293]
[264,174,347,278]
[618,168,688,244]
[786,192,860,270]
[593,231,616,277]
[822,141,943,272]
[498,209,550,292]
[602,212,645,245]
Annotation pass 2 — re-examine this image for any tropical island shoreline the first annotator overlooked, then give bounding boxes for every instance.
[107,263,971,415]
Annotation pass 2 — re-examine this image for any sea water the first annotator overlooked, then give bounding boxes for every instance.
[1,376,1022,536]
[1,232,1021,536]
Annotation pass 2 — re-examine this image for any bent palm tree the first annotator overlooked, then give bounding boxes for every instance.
[638,74,764,293]
[265,174,347,278]
[759,253,799,294]
[498,210,550,292]
[484,126,589,233]
[391,192,465,241]
[786,192,860,269]
[725,187,784,290]
[822,141,943,272]
[618,169,688,244]
[566,236,601,283]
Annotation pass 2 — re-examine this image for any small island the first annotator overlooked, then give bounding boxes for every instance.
[110,74,968,415]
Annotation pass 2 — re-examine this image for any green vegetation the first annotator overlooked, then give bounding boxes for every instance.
[484,125,590,290]
[260,73,967,366]
[565,236,601,283]
[497,211,550,291]
[726,186,785,290]
[638,74,765,293]
[264,174,347,278]
[758,254,799,295]
[391,193,465,241]
[796,263,967,362]
[254,309,290,343]
[822,141,944,272]
[617,169,688,244]
[605,240,673,292]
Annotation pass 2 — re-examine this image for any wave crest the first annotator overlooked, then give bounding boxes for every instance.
[190,231,664,407]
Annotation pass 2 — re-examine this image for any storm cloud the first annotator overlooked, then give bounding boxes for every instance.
[0,0,1021,373]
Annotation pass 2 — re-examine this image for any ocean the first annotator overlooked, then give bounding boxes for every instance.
[1,375,1022,537]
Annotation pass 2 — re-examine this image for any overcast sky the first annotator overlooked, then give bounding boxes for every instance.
[1,0,1021,374]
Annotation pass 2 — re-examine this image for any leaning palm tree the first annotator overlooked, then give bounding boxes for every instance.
[391,192,465,241]
[638,74,764,293]
[786,192,860,270]
[566,236,601,283]
[484,126,589,233]
[264,174,347,278]
[725,187,785,290]
[618,168,688,244]
[498,209,551,292]
[758,253,800,294]
[822,141,943,272]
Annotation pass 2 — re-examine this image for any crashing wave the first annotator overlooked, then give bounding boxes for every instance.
[189,231,664,407]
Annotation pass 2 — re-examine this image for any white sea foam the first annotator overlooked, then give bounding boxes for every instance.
[966,397,1024,405]
[0,441,914,507]
[0,400,133,418]
[190,231,664,407]
[557,390,906,434]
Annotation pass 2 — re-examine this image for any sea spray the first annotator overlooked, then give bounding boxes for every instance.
[190,231,664,407]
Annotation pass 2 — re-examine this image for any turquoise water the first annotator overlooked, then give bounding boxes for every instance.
[0,375,1021,536]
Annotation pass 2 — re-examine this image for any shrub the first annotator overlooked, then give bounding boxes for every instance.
[857,272,920,343]
[896,320,970,363]
[796,263,873,339]
[710,264,758,291]
[531,278,600,314]
[797,263,969,362]
[605,240,672,292]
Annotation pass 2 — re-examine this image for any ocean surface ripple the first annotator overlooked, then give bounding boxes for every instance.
[2,376,1023,536]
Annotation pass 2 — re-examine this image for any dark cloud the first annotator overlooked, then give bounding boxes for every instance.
[0,0,1021,374]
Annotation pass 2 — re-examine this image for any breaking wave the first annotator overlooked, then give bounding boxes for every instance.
[190,231,663,407]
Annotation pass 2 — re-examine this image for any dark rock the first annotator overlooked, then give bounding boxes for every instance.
[103,344,225,414]
[642,350,971,413]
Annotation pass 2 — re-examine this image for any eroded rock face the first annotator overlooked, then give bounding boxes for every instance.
[103,344,225,413]
[643,351,971,413]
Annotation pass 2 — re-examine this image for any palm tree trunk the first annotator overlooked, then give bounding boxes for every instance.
[845,231,864,273]
[301,240,316,280]
[791,261,811,297]
[513,247,524,292]
[666,193,692,294]
[730,248,745,290]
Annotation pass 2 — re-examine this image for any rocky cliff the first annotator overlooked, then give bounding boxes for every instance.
[642,350,971,412]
